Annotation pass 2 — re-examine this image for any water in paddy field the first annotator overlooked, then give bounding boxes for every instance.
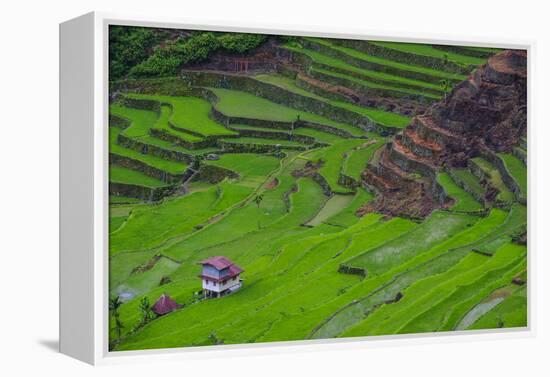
[305,194,355,227]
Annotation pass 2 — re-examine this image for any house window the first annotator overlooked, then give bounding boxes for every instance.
[233,277,236,281]
[213,281,217,286]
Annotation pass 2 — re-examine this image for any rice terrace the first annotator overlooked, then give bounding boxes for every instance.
[108,26,528,351]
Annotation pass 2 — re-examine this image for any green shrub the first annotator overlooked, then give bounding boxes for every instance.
[218,33,266,53]
[109,26,168,79]
[128,32,266,78]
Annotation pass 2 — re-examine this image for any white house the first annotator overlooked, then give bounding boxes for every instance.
[199,256,244,298]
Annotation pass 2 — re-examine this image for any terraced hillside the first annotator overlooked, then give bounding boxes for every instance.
[108,27,527,352]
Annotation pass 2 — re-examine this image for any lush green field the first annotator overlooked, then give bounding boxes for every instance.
[254,71,412,129]
[342,139,386,180]
[471,157,515,202]
[221,136,306,147]
[128,94,237,137]
[342,211,478,275]
[107,32,525,352]
[306,37,467,81]
[498,153,527,199]
[110,127,188,174]
[208,87,370,135]
[371,41,487,66]
[110,166,166,187]
[283,45,445,95]
[451,168,485,196]
[306,139,368,193]
[437,172,483,212]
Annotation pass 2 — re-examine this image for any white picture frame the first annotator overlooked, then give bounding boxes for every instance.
[59,11,534,365]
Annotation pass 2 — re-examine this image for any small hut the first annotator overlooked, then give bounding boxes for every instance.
[151,293,181,316]
[199,256,244,298]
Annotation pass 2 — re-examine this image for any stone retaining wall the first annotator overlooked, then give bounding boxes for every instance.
[117,133,194,163]
[479,149,526,204]
[446,168,486,204]
[312,172,333,196]
[181,70,382,133]
[109,114,132,129]
[338,172,359,191]
[109,182,177,201]
[432,45,495,59]
[330,39,473,75]
[230,127,316,145]
[109,153,184,184]
[338,264,366,277]
[217,140,307,153]
[297,40,465,85]
[111,77,194,96]
[308,68,432,103]
[193,164,239,184]
[294,74,358,104]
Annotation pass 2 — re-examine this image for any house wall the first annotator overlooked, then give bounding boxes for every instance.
[202,275,241,293]
[202,265,221,278]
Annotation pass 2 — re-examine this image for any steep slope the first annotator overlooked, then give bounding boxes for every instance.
[359,49,527,218]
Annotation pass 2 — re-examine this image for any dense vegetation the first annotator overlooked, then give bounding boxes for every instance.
[128,32,266,78]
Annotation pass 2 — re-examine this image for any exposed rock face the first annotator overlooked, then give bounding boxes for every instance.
[359,49,527,219]
[185,37,287,73]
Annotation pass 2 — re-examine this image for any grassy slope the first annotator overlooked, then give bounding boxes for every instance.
[371,41,486,66]
[342,140,385,181]
[452,168,485,195]
[110,166,166,188]
[471,157,515,202]
[128,94,237,137]
[343,211,478,275]
[341,242,525,336]
[246,75,411,128]
[437,172,483,212]
[283,44,445,95]
[498,153,527,198]
[205,153,280,179]
[311,208,510,339]
[292,126,347,144]
[468,286,527,329]
[307,38,467,81]
[306,139,368,193]
[109,127,188,174]
[109,181,252,254]
[221,136,306,147]
[305,194,355,226]
[111,104,202,144]
[208,87,368,136]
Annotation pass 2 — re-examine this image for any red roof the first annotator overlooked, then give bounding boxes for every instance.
[199,256,238,271]
[151,294,181,315]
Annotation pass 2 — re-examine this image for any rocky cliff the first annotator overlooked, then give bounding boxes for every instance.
[359,49,527,219]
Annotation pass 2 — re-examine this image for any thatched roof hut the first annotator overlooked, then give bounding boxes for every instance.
[151,293,181,316]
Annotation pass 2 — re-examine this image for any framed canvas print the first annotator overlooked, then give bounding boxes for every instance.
[60,12,531,365]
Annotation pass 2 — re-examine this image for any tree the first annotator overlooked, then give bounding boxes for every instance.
[254,194,264,208]
[440,79,452,101]
[109,296,124,341]
[138,297,155,325]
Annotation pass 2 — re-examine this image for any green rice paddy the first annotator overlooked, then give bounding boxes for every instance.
[255,70,411,128]
[371,41,487,66]
[437,172,483,212]
[306,37,467,82]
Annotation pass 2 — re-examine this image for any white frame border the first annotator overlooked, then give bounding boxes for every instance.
[79,11,535,365]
